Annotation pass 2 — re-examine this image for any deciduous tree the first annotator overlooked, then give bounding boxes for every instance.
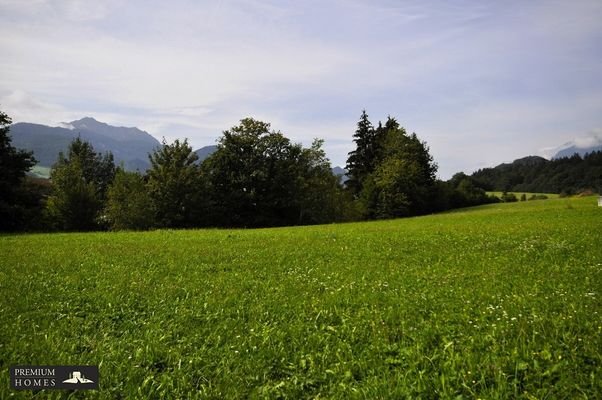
[46,138,116,230]
[147,138,203,228]
[105,170,154,230]
[203,118,350,227]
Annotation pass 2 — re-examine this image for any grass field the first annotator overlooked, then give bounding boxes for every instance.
[1,197,601,398]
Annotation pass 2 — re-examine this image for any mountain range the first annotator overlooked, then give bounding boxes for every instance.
[9,118,346,178]
[11,117,599,181]
[9,117,217,173]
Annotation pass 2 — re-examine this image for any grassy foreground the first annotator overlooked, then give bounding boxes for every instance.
[1,197,601,399]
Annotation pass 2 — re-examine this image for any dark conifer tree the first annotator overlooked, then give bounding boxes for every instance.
[0,110,37,230]
[347,111,439,218]
[345,110,378,197]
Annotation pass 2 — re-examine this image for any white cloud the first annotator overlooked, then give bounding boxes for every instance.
[539,128,602,159]
[0,0,115,22]
[573,129,602,148]
[0,90,74,125]
[1,1,601,178]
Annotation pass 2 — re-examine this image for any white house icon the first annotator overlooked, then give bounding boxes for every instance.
[63,371,94,384]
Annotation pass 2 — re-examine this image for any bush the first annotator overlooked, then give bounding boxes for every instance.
[528,194,548,201]
[500,192,518,202]
[577,189,595,197]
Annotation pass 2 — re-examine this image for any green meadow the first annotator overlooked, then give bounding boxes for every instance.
[1,197,601,399]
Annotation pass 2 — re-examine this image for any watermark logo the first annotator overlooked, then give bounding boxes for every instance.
[10,365,99,390]
[63,370,95,384]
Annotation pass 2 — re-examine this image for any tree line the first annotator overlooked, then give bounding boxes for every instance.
[2,109,508,232]
[468,153,602,195]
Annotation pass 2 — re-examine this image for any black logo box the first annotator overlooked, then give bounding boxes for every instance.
[10,365,99,390]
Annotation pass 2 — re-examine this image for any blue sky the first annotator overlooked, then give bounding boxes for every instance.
[1,0,601,178]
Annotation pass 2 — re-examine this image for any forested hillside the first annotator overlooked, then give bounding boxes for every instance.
[469,152,602,194]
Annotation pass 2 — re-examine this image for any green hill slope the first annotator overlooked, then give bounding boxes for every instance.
[1,197,601,398]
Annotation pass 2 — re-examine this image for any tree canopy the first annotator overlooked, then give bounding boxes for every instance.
[346,113,439,218]
[105,170,154,230]
[203,118,348,227]
[46,137,116,231]
[470,153,602,194]
[146,138,203,228]
[6,108,594,233]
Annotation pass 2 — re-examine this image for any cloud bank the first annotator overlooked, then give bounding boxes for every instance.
[1,0,602,177]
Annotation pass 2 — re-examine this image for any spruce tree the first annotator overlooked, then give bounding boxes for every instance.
[345,110,379,197]
[346,111,438,218]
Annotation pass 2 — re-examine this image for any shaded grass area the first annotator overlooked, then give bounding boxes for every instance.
[1,197,601,398]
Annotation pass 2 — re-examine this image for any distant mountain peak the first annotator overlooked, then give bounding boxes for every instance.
[512,156,548,166]
[66,117,154,140]
[71,117,110,130]
[10,119,161,172]
[69,117,144,132]
[550,131,602,159]
[75,116,99,123]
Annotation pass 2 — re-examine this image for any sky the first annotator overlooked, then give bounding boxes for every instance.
[1,0,602,178]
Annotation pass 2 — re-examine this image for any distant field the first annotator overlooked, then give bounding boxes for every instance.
[1,197,601,398]
[487,191,560,199]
